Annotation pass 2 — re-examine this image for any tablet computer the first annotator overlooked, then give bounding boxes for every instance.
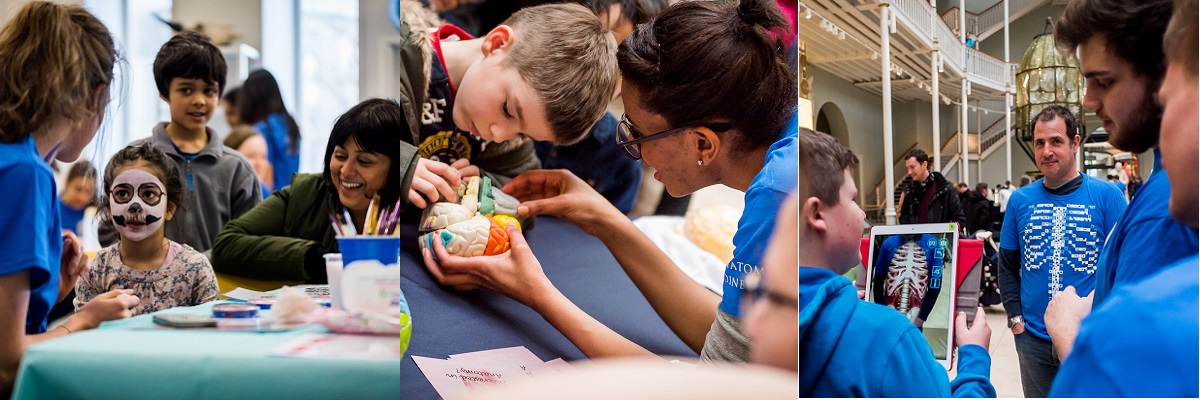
[866,222,960,370]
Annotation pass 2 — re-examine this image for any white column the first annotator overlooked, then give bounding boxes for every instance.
[1004,0,1013,183]
[961,83,969,186]
[959,0,969,186]
[932,49,941,172]
[977,101,982,183]
[882,2,897,225]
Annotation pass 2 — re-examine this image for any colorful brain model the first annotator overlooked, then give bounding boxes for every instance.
[418,176,522,258]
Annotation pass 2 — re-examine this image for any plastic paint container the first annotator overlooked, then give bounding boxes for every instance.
[212,303,259,318]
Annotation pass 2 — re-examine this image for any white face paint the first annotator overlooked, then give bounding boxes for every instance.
[109,169,167,242]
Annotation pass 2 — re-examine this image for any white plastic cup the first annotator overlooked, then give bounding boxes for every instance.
[324,253,344,310]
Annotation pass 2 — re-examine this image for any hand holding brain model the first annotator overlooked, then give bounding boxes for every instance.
[418,176,524,259]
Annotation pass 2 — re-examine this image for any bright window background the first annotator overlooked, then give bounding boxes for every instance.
[298,0,358,173]
[77,0,360,176]
[83,0,174,170]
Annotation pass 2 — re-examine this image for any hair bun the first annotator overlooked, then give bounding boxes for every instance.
[735,0,789,50]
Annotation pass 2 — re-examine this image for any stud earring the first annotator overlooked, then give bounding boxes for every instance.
[697,160,703,166]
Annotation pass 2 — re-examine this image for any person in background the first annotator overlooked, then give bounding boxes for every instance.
[224,126,273,199]
[238,69,300,193]
[221,86,241,129]
[1106,174,1126,197]
[964,182,992,235]
[898,149,966,229]
[994,180,1013,232]
[59,160,99,235]
[1127,174,1143,198]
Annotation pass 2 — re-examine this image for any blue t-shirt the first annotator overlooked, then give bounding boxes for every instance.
[0,135,62,334]
[1000,174,1127,339]
[719,110,799,317]
[59,203,85,235]
[255,112,299,192]
[800,267,995,397]
[1112,180,1126,195]
[1050,256,1199,397]
[1092,154,1199,306]
[534,113,641,213]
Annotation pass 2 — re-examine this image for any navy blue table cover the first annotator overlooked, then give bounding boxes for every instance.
[400,217,697,398]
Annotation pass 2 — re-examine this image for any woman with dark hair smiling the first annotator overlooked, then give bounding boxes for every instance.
[212,99,419,283]
[422,0,798,362]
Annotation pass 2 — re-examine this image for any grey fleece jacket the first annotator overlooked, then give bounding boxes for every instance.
[99,123,263,256]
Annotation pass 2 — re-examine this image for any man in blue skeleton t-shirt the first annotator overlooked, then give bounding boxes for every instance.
[996,106,1127,398]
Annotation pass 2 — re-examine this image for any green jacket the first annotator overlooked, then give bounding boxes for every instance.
[211,174,333,283]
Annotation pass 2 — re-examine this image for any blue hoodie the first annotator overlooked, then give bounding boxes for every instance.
[801,267,995,397]
[1050,256,1199,397]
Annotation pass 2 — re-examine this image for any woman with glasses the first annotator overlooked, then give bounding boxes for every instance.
[422,0,797,362]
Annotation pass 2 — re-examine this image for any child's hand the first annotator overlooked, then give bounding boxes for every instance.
[955,307,992,351]
[408,158,462,209]
[58,231,88,303]
[450,158,481,179]
[73,289,139,330]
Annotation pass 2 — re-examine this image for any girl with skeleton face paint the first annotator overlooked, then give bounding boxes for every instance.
[109,169,168,242]
[75,144,219,316]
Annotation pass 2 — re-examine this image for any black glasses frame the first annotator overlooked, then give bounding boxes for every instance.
[615,113,733,160]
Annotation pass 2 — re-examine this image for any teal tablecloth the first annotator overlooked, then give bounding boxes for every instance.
[12,302,400,399]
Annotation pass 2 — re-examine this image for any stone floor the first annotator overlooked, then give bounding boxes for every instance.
[949,304,1025,398]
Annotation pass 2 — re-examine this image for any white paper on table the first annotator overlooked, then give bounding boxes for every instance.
[223,286,330,302]
[412,356,533,398]
[271,333,400,360]
[533,357,573,374]
[222,287,273,301]
[448,346,546,376]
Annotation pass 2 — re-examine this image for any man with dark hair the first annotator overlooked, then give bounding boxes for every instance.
[1049,0,1199,395]
[1043,0,1199,366]
[997,106,1128,397]
[898,149,966,229]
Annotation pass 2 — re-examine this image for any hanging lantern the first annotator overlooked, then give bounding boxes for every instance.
[1014,18,1086,163]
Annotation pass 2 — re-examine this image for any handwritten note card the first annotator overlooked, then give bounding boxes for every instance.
[412,346,573,398]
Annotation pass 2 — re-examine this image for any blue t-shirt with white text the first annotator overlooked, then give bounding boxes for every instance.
[1000,174,1126,339]
[719,110,799,317]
